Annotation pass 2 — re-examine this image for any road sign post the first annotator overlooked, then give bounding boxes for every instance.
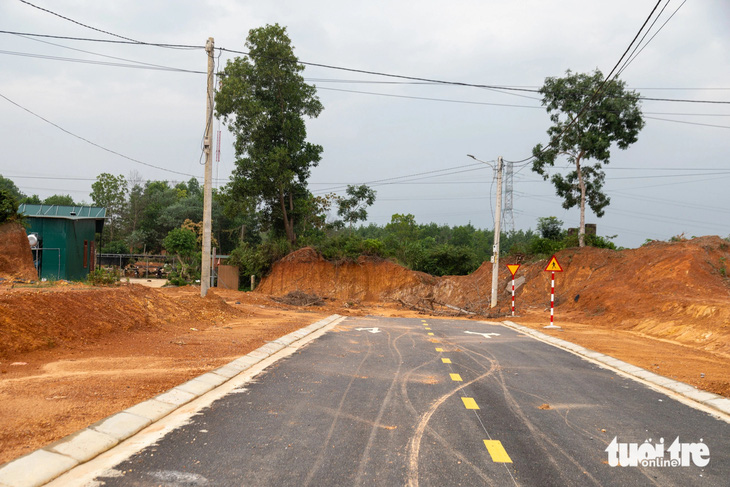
[544,255,563,329]
[506,264,520,316]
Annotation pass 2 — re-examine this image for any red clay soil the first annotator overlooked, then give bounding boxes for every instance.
[0,222,37,281]
[259,238,730,357]
[1,236,730,466]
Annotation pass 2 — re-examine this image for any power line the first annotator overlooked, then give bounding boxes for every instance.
[0,90,197,178]
[0,49,205,73]
[0,30,202,48]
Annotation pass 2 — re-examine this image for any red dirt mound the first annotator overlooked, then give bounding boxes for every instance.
[256,247,438,302]
[258,238,730,356]
[0,222,37,281]
[0,285,243,357]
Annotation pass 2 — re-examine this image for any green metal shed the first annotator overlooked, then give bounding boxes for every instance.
[19,204,106,281]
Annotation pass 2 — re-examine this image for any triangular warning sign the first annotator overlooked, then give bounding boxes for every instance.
[544,255,563,272]
[506,264,520,277]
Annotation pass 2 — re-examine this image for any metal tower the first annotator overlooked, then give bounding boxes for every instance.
[503,159,514,233]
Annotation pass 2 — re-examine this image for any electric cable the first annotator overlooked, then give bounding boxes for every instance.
[0,90,197,178]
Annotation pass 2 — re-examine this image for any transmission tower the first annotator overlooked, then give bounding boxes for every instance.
[503,159,515,233]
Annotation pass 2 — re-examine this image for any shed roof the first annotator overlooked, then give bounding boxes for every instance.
[19,204,107,220]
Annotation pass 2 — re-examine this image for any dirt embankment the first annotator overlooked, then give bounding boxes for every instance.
[0,222,37,281]
[259,238,730,356]
[0,285,241,357]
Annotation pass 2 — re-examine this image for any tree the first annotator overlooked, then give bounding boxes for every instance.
[0,175,25,201]
[43,194,75,206]
[0,189,21,224]
[536,216,564,240]
[215,23,324,245]
[337,185,376,227]
[90,173,127,244]
[531,69,644,247]
[163,227,198,283]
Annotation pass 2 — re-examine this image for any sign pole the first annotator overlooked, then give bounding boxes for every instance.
[506,264,520,317]
[544,255,562,329]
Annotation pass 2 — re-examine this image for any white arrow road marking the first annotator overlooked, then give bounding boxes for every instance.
[464,331,501,339]
[355,327,381,334]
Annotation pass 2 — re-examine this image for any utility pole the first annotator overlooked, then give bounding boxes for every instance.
[491,156,503,308]
[201,37,214,297]
[467,154,504,309]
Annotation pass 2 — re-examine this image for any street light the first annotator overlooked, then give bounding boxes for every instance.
[467,154,503,309]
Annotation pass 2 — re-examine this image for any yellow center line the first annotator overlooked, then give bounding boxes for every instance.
[484,440,513,463]
[428,332,434,336]
[425,327,431,330]
[449,373,462,382]
[441,358,451,364]
[462,397,479,409]
[435,347,443,352]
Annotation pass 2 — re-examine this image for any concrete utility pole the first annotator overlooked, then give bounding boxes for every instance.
[201,37,214,297]
[467,154,504,309]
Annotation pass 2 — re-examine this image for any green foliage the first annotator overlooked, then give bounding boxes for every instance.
[87,268,120,286]
[0,174,25,201]
[163,227,199,285]
[0,189,22,224]
[163,227,197,256]
[536,216,564,240]
[101,240,129,254]
[337,185,376,227]
[91,173,127,245]
[531,69,644,246]
[43,194,76,206]
[216,23,323,245]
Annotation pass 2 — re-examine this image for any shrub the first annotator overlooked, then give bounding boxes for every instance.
[87,268,120,286]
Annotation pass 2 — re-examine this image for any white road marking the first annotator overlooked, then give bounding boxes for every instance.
[464,331,501,339]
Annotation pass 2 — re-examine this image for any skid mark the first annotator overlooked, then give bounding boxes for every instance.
[353,330,408,485]
[303,336,374,487]
[406,366,497,487]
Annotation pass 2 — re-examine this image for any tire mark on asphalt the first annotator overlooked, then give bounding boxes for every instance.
[464,336,670,487]
[353,329,409,485]
[302,330,374,487]
[406,365,499,487]
[399,325,500,487]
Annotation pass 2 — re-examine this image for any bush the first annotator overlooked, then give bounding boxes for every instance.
[87,268,120,286]
[101,240,128,254]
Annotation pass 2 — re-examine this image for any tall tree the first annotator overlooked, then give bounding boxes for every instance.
[531,69,644,246]
[215,23,324,245]
[337,185,376,228]
[0,175,25,201]
[90,173,127,244]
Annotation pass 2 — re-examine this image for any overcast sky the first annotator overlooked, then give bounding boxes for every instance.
[1,0,728,248]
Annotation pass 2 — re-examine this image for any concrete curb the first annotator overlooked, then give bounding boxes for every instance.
[496,320,730,419]
[0,314,344,487]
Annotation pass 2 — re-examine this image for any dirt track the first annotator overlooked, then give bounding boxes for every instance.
[1,236,730,465]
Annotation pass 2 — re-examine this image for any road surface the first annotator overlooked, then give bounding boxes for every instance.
[79,317,730,486]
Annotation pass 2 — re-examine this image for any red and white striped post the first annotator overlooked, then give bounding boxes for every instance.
[506,264,520,317]
[544,255,563,329]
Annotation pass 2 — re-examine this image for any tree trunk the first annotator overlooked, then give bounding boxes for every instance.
[576,151,586,247]
[279,188,296,244]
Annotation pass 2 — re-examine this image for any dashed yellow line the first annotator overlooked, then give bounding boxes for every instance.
[441,358,451,364]
[425,327,431,330]
[484,440,512,463]
[435,347,443,352]
[428,332,434,336]
[462,397,479,409]
[450,373,463,382]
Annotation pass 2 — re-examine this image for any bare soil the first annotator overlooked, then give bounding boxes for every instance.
[1,234,729,465]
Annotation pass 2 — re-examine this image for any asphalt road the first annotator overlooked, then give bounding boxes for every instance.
[90,317,730,486]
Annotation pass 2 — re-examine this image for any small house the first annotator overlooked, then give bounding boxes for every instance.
[19,204,106,281]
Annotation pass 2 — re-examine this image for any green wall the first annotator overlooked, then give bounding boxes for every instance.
[26,218,98,281]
